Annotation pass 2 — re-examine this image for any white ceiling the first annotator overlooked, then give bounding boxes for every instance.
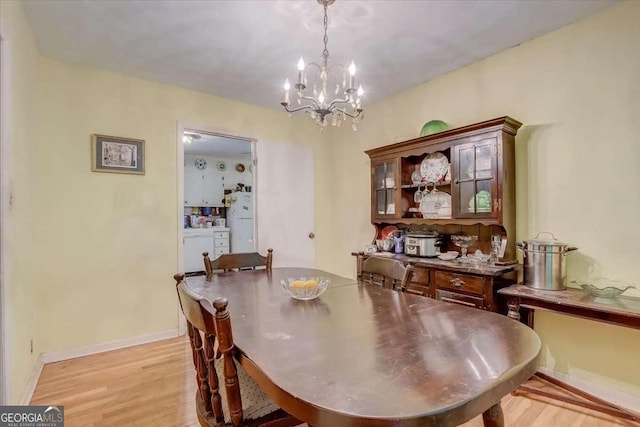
[22,0,616,109]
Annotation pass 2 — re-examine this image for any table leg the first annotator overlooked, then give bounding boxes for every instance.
[506,298,521,321]
[482,402,504,427]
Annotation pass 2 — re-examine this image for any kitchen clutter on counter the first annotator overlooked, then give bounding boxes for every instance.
[365,228,511,267]
[184,206,226,229]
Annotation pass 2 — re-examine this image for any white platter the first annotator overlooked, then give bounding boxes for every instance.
[420,152,449,183]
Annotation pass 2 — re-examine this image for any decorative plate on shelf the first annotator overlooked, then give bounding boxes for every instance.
[468,190,492,212]
[419,120,449,137]
[235,163,246,173]
[216,160,227,171]
[420,152,449,183]
[194,158,207,170]
[420,186,452,219]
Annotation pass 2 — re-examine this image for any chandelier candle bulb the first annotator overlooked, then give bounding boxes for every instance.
[297,57,305,87]
[283,79,290,104]
[348,61,356,89]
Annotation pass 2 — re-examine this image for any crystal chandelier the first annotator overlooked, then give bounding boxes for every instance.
[280,0,364,130]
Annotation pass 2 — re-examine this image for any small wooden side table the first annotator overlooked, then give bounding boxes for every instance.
[498,284,640,422]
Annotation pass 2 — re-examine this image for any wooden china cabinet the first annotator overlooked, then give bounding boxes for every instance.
[358,116,522,311]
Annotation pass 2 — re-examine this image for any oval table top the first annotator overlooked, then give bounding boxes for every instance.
[185,268,541,427]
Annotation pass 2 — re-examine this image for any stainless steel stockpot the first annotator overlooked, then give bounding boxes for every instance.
[517,232,577,290]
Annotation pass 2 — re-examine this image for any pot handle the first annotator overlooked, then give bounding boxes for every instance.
[563,246,578,256]
[516,242,526,258]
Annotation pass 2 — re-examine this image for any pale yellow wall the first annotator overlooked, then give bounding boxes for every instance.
[3,0,329,402]
[0,0,40,402]
[32,57,325,356]
[320,0,640,397]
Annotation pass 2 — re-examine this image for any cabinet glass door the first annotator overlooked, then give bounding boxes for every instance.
[453,139,498,218]
[373,161,396,218]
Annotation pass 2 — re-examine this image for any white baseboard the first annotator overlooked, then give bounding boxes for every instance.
[538,367,640,412]
[19,329,182,404]
[19,354,44,405]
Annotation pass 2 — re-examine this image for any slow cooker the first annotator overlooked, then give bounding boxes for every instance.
[405,232,441,257]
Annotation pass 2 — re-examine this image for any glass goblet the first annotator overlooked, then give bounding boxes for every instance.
[451,235,478,259]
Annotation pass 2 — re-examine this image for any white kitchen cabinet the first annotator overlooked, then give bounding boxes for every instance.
[184,164,202,206]
[213,229,230,256]
[204,167,224,206]
[184,230,214,272]
[184,162,224,207]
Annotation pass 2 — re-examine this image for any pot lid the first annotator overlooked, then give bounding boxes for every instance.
[525,232,568,246]
[519,232,578,253]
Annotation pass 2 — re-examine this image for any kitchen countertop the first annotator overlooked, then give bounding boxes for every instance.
[353,251,520,277]
[184,227,230,235]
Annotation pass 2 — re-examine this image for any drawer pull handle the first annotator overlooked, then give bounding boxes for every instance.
[449,278,465,287]
[440,297,476,307]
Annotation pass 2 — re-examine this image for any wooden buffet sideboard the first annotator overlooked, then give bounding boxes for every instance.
[359,116,523,311]
[354,252,519,311]
[366,116,521,259]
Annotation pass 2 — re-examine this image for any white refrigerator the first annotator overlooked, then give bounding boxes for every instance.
[227,192,254,253]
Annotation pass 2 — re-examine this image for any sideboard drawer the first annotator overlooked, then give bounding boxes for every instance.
[411,267,430,285]
[435,271,484,296]
[404,283,429,297]
[436,289,484,309]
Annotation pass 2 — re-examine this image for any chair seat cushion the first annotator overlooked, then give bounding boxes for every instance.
[215,357,279,422]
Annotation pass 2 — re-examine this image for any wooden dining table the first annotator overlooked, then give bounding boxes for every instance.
[185,268,541,427]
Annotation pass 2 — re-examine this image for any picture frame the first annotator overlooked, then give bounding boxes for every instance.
[91,134,145,175]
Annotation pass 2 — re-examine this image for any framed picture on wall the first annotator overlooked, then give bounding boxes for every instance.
[91,134,145,175]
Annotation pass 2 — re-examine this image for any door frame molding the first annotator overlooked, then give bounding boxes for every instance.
[0,28,8,404]
[175,121,257,335]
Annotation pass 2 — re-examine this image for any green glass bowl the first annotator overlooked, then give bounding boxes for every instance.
[572,281,636,298]
[420,120,449,137]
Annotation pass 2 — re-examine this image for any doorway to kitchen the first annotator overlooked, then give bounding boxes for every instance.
[177,125,255,277]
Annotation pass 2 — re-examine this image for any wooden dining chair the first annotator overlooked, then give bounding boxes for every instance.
[356,253,416,293]
[203,249,273,280]
[173,274,300,427]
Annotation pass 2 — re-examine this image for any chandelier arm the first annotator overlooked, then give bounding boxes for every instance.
[327,97,350,109]
[328,62,346,70]
[306,62,323,72]
[333,107,363,119]
[281,104,317,114]
[298,94,322,109]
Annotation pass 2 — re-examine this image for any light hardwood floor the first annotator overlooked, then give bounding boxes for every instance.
[30,336,638,427]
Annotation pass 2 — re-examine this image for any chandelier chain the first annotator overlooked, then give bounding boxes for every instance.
[322,4,329,67]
